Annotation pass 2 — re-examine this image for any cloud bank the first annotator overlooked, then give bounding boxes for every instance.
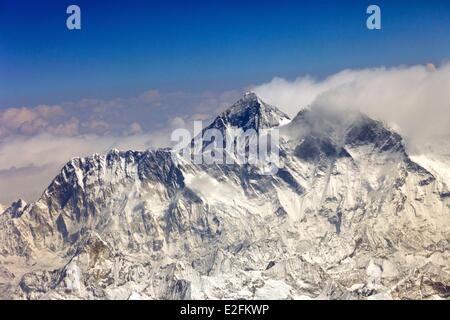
[252,63,450,148]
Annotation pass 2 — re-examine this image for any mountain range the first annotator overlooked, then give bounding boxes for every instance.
[0,93,449,300]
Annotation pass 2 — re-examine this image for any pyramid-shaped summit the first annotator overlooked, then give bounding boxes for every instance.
[205,92,290,133]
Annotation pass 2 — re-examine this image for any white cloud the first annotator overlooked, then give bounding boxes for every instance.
[0,105,66,138]
[252,63,450,148]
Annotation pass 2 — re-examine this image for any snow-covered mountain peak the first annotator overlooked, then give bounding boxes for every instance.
[205,92,290,133]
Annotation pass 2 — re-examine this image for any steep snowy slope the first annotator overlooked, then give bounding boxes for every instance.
[0,94,449,300]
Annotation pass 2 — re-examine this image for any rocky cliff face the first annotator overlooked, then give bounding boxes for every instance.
[0,94,449,300]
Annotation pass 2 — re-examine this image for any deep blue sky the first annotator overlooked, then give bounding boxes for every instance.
[0,0,449,107]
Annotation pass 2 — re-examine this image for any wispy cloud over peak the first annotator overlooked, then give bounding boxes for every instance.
[252,63,450,148]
